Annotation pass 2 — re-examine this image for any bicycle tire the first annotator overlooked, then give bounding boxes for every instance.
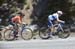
[21,28,33,40]
[58,29,70,38]
[39,28,50,39]
[4,29,15,41]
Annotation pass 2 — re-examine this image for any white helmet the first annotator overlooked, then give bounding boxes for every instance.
[57,11,63,15]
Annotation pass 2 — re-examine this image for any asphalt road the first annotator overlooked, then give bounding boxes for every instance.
[0,33,75,49]
[0,37,75,49]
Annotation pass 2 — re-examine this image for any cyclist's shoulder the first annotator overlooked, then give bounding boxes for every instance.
[48,14,52,17]
[53,13,58,16]
[48,13,59,18]
[14,15,21,18]
[48,13,57,16]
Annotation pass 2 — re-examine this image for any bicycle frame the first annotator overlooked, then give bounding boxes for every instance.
[53,23,64,33]
[58,24,64,32]
[21,24,26,33]
[13,23,27,34]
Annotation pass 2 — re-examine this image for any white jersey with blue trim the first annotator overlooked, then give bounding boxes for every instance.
[48,13,59,21]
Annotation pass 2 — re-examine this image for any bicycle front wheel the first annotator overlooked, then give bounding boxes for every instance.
[39,28,50,39]
[4,29,15,41]
[58,29,70,38]
[21,28,33,40]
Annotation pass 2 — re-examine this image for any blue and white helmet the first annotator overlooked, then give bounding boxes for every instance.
[57,11,63,15]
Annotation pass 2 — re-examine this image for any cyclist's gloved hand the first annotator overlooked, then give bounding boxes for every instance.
[22,22,28,26]
[60,21,65,27]
[62,21,65,23]
[22,22,26,24]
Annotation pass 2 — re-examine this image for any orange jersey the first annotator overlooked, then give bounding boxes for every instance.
[12,16,22,24]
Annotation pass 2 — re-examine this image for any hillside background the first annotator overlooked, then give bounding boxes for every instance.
[0,0,75,26]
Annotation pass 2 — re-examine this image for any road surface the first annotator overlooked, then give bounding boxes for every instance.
[0,33,75,49]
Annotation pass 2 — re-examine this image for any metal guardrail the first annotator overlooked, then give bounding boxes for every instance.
[0,37,75,49]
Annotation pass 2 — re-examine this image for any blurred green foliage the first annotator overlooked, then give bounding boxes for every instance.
[0,0,4,6]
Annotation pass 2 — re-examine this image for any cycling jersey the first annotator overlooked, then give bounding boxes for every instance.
[48,13,59,21]
[12,15,22,24]
[48,13,59,27]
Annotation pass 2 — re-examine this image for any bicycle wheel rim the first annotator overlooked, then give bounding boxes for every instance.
[58,30,70,38]
[4,29,15,41]
[21,28,33,40]
[39,28,50,39]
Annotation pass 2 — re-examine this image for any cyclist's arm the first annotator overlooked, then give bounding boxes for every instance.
[12,16,17,22]
[56,16,64,23]
[12,16,22,24]
[17,16,22,24]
